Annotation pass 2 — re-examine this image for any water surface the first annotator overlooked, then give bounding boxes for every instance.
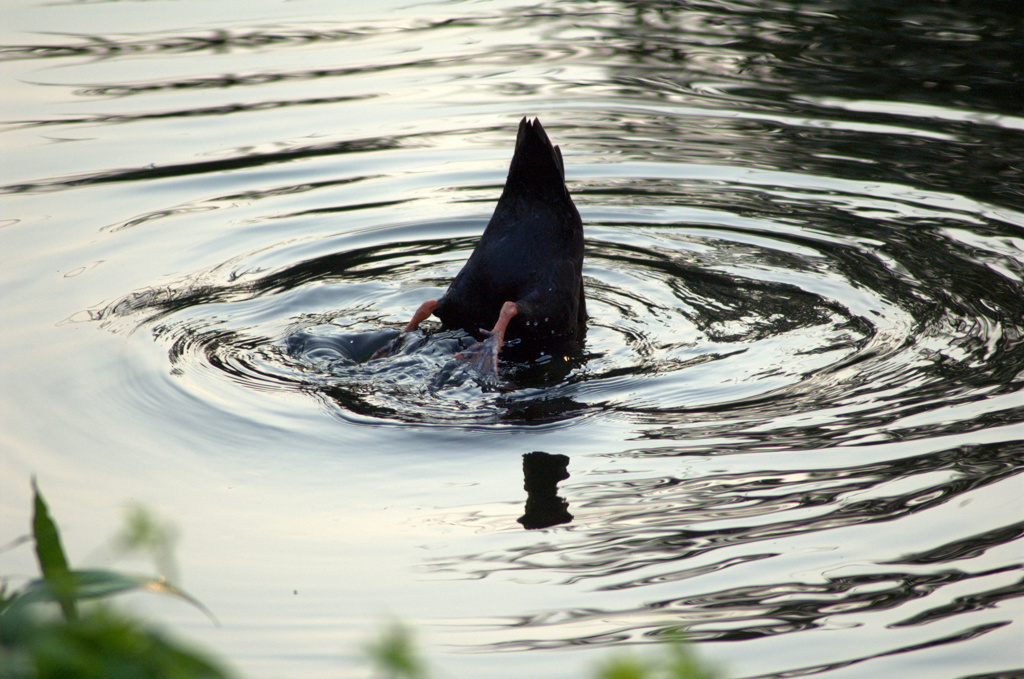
[2,1,1022,678]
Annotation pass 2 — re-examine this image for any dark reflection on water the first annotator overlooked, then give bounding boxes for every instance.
[2,136,408,195]
[430,441,1023,653]
[888,523,1024,567]
[437,442,1023,580]
[2,26,372,60]
[519,452,573,530]
[594,0,1023,210]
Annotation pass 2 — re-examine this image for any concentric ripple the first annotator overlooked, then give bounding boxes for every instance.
[94,169,1024,439]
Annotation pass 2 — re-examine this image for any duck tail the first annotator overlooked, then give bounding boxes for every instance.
[506,117,569,198]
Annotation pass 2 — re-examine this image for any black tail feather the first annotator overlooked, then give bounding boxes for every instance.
[507,117,568,197]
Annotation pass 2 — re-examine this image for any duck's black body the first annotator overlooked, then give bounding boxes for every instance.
[374,117,585,374]
[437,118,586,352]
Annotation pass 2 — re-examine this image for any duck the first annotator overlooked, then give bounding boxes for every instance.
[373,117,586,376]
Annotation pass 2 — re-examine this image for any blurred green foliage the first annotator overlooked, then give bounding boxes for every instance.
[593,640,720,679]
[365,621,429,679]
[0,480,230,679]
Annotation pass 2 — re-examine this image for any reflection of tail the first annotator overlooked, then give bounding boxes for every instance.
[518,452,572,530]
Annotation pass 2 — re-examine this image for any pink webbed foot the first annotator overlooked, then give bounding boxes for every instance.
[371,299,439,360]
[453,301,518,377]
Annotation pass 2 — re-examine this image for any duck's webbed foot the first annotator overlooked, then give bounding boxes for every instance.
[454,301,518,377]
[455,331,503,376]
[371,299,439,360]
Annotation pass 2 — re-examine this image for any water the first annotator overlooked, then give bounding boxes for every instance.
[2,1,1022,677]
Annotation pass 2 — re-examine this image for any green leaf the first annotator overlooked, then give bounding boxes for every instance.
[6,570,217,624]
[30,478,76,621]
[364,621,428,679]
[594,652,651,679]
